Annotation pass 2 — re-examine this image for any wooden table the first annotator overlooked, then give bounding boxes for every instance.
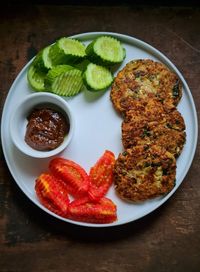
[0,3,200,271]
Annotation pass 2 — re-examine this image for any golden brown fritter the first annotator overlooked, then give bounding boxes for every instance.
[110,59,182,113]
[122,98,186,157]
[114,145,176,202]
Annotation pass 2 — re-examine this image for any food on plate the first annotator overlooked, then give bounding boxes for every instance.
[35,151,117,224]
[86,36,126,66]
[114,145,176,202]
[49,37,86,66]
[49,157,89,198]
[110,59,182,114]
[27,46,53,92]
[27,64,46,92]
[119,94,174,120]
[27,35,126,95]
[27,37,86,95]
[88,150,115,201]
[32,45,53,72]
[122,98,186,157]
[67,196,117,224]
[35,173,70,217]
[83,63,113,92]
[110,58,186,203]
[25,107,69,151]
[45,65,83,96]
[49,158,89,197]
[45,64,74,83]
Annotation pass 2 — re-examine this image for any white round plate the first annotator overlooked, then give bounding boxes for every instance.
[1,32,198,227]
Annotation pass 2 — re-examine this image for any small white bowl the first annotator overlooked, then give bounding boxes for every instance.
[10,92,74,158]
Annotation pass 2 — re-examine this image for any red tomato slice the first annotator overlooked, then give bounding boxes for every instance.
[49,158,89,198]
[35,173,69,217]
[67,196,117,224]
[88,150,115,201]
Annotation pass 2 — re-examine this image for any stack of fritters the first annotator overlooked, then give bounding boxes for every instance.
[110,59,186,202]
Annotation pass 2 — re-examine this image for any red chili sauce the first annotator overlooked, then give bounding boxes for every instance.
[25,107,69,151]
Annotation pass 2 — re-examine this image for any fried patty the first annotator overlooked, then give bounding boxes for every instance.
[114,145,176,202]
[110,59,182,113]
[122,97,186,157]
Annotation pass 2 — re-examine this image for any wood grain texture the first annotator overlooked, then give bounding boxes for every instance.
[0,4,200,272]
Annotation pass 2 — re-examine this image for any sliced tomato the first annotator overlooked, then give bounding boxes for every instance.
[35,173,69,217]
[88,150,115,201]
[49,158,89,198]
[67,196,117,224]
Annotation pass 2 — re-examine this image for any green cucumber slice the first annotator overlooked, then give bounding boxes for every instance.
[45,65,83,96]
[83,63,113,91]
[86,36,126,66]
[49,37,86,66]
[45,64,74,88]
[33,45,53,72]
[27,64,46,91]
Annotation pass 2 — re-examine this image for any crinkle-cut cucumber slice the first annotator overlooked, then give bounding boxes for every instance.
[45,65,83,97]
[45,64,74,89]
[86,36,126,66]
[83,63,113,91]
[49,37,86,66]
[27,64,46,91]
[33,45,53,72]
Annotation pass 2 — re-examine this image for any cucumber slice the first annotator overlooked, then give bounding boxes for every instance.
[83,63,113,91]
[27,64,46,91]
[45,64,74,89]
[86,36,126,66]
[49,37,86,66]
[33,45,53,72]
[45,65,83,96]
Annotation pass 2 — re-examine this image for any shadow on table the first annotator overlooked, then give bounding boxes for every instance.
[45,206,166,243]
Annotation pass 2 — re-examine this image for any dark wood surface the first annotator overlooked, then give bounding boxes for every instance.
[0,4,200,272]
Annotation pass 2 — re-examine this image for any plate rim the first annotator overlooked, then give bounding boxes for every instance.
[1,31,198,228]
